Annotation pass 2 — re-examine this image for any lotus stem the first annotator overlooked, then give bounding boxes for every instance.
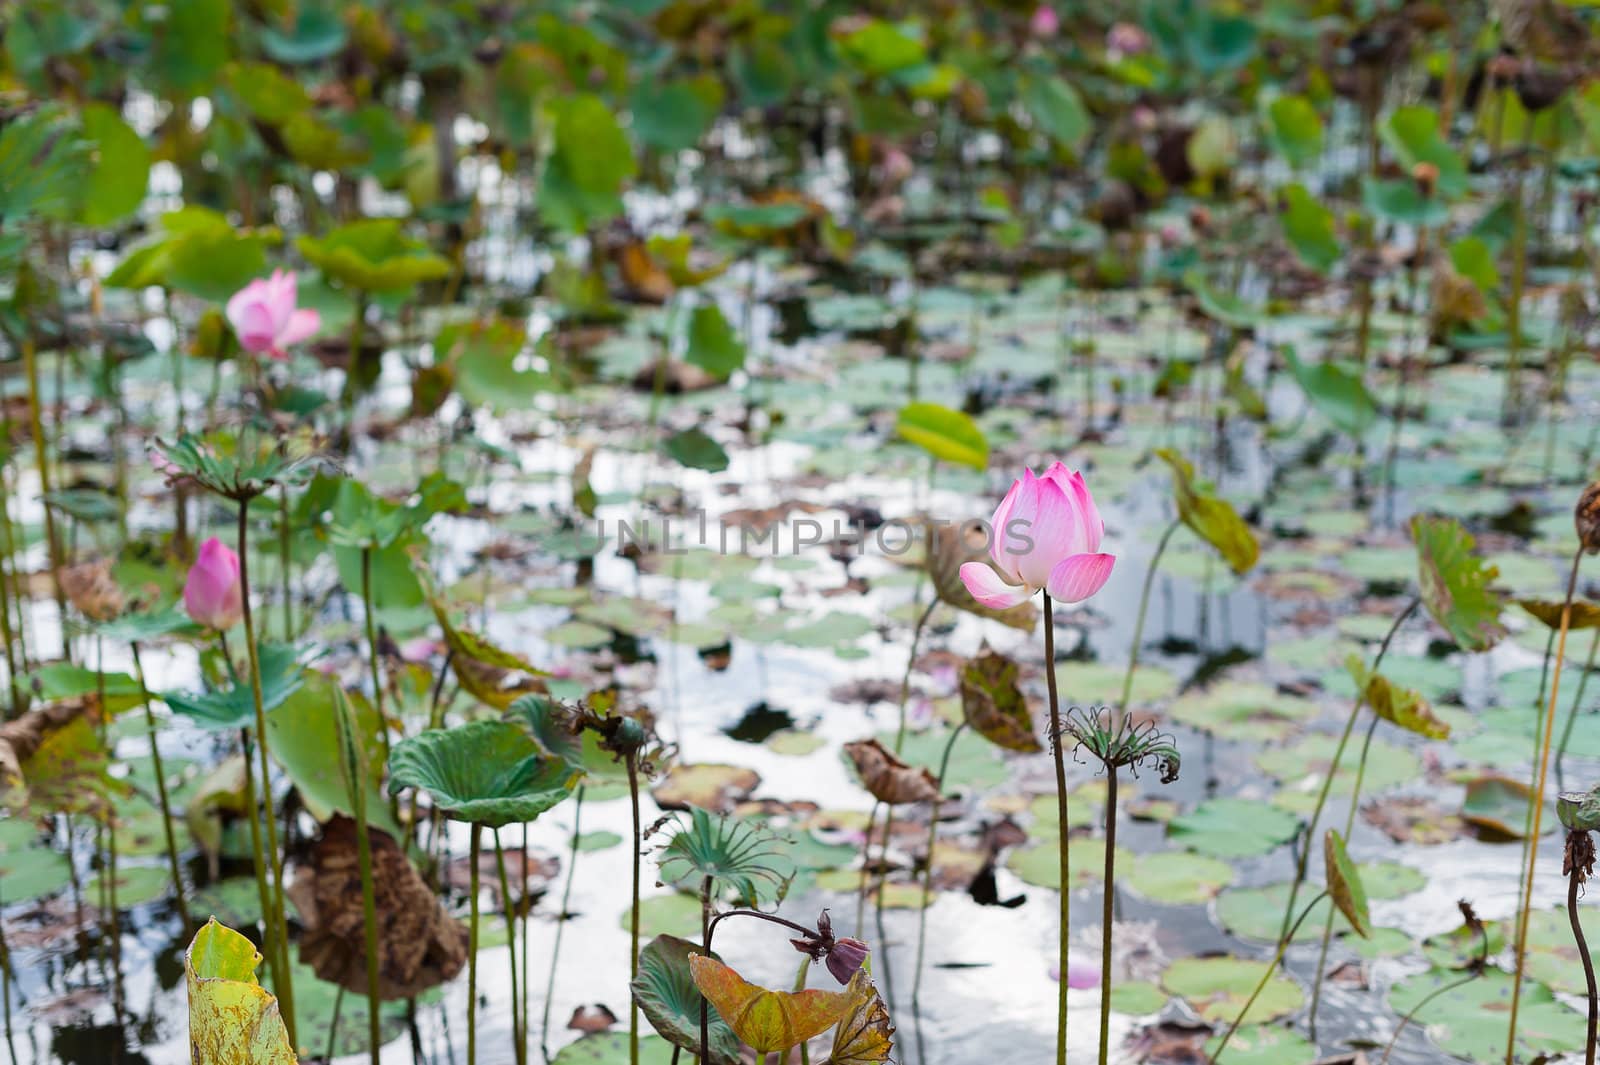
[912,721,969,1009]
[628,751,642,1065]
[1556,628,1600,788]
[360,546,394,802]
[541,785,584,1065]
[1277,596,1418,952]
[335,689,381,1065]
[1378,912,1488,1065]
[1567,829,1597,1065]
[237,500,296,1042]
[1096,768,1119,1065]
[1212,891,1327,1063]
[326,985,346,1063]
[234,717,276,1008]
[874,806,896,1010]
[1043,591,1070,1065]
[130,642,189,932]
[21,337,68,661]
[279,486,293,641]
[1507,547,1585,1062]
[895,598,938,754]
[493,830,524,1065]
[1309,713,1382,1038]
[854,803,878,940]
[1119,520,1181,718]
[468,822,482,1065]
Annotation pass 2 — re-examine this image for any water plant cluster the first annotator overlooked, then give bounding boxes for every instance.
[1,2,1600,1064]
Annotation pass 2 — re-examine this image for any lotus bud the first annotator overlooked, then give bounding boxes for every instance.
[183,537,243,631]
[1577,480,1600,555]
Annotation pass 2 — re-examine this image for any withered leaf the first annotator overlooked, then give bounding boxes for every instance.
[290,815,469,1000]
[843,739,940,806]
[924,520,1036,631]
[959,647,1042,753]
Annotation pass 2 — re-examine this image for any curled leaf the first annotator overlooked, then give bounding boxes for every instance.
[1411,515,1507,652]
[843,739,940,806]
[1154,449,1259,575]
[1517,598,1600,631]
[959,648,1042,753]
[688,953,852,1054]
[827,971,895,1064]
[386,719,576,828]
[630,935,740,1065]
[1323,829,1370,939]
[185,919,297,1065]
[924,519,1035,631]
[1346,656,1449,740]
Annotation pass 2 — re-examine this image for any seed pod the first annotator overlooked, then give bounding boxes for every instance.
[1578,480,1600,555]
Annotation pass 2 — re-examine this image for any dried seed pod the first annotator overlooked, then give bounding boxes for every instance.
[1577,480,1600,555]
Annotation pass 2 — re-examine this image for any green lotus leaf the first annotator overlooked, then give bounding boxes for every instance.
[163,643,306,731]
[386,720,576,827]
[895,402,988,471]
[297,218,451,293]
[1155,449,1259,575]
[1412,514,1507,652]
[630,934,740,1065]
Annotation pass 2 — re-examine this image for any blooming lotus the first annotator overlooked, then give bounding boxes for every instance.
[959,462,1115,608]
[183,537,243,631]
[225,269,320,360]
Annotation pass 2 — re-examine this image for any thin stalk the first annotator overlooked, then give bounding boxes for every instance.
[238,724,274,972]
[279,486,293,641]
[628,752,642,1065]
[1120,521,1181,716]
[237,500,295,1042]
[468,822,482,1065]
[361,547,394,797]
[1044,592,1070,1065]
[1309,713,1382,1037]
[874,807,896,1010]
[493,830,524,1065]
[326,986,346,1063]
[22,338,68,660]
[1567,831,1597,1065]
[895,598,938,753]
[1277,597,1419,950]
[854,802,879,940]
[793,955,813,1065]
[1506,547,1586,1062]
[130,643,189,932]
[1556,628,1600,786]
[335,690,381,1065]
[1379,917,1488,1065]
[912,722,969,1009]
[540,786,584,1065]
[1095,769,1120,1065]
[1211,892,1329,1062]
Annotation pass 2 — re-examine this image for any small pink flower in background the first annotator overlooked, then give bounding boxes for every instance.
[225,269,320,361]
[881,146,914,185]
[184,537,243,631]
[959,462,1115,609]
[1106,22,1150,55]
[149,448,178,477]
[1030,5,1060,37]
[400,636,444,663]
[1050,960,1101,990]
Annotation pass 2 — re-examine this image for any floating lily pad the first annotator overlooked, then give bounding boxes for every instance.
[1162,956,1303,1025]
[1125,850,1235,905]
[1167,798,1298,859]
[1202,1024,1316,1065]
[651,764,760,813]
[1386,967,1586,1061]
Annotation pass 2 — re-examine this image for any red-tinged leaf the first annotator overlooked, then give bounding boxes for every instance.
[688,953,852,1054]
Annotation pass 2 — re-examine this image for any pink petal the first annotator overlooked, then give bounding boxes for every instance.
[225,280,266,336]
[232,302,277,354]
[266,269,297,336]
[987,476,1028,582]
[959,561,1034,609]
[1045,553,1116,604]
[1042,462,1104,554]
[276,308,320,348]
[1016,476,1081,588]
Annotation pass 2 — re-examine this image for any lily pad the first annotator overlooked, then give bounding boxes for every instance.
[1162,956,1303,1025]
[386,720,576,827]
[1167,798,1298,858]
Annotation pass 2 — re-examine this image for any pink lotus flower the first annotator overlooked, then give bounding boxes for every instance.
[959,462,1115,609]
[225,269,320,361]
[1030,5,1060,37]
[1051,960,1102,990]
[1106,22,1150,55]
[183,537,243,631]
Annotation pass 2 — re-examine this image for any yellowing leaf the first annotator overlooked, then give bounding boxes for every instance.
[186,918,298,1064]
[1412,515,1506,652]
[688,954,851,1054]
[827,972,895,1064]
[959,648,1042,753]
[1323,830,1370,939]
[1346,656,1450,740]
[1154,450,1259,575]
